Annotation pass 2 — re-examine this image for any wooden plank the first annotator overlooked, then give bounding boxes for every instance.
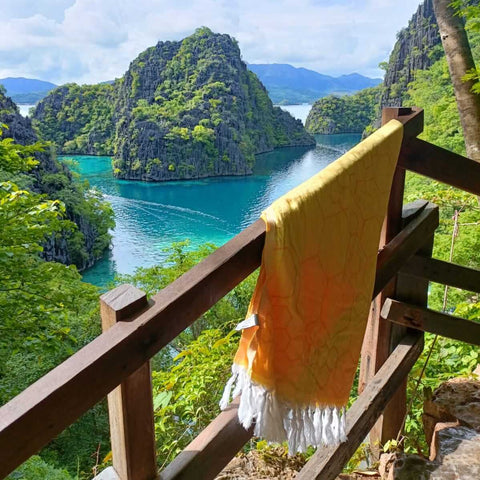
[100,285,157,480]
[372,203,438,298]
[380,226,434,447]
[382,299,480,346]
[399,137,480,196]
[401,256,480,294]
[383,107,424,139]
[159,397,253,480]
[0,219,265,479]
[296,332,424,480]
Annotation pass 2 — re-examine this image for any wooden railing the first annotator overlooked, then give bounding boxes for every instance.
[1,107,480,480]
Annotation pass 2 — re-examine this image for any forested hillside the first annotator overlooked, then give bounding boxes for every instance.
[305,86,381,134]
[33,28,314,182]
[0,88,114,269]
[33,83,116,156]
[305,0,442,135]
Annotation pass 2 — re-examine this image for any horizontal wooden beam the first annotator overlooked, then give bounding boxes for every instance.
[295,332,424,480]
[159,397,253,480]
[0,219,265,479]
[382,299,480,346]
[373,202,439,297]
[401,255,480,294]
[399,138,480,196]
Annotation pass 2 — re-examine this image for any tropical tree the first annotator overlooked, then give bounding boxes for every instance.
[433,0,480,162]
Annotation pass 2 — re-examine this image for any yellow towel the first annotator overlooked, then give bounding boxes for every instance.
[220,120,404,452]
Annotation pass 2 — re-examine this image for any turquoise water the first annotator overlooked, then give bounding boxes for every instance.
[66,133,360,286]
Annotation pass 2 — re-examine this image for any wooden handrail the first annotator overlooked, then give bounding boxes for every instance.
[359,106,425,448]
[399,137,480,196]
[296,332,424,480]
[401,255,480,294]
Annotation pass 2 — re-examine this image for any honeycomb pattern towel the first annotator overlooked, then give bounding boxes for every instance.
[220,120,404,452]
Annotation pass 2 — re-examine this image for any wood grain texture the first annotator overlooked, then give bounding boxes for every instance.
[373,203,439,298]
[399,138,480,196]
[296,333,424,480]
[360,105,428,451]
[382,298,480,346]
[101,285,157,480]
[159,398,253,480]
[401,256,480,294]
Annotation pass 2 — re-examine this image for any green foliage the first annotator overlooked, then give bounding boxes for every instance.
[399,21,480,450]
[305,86,381,134]
[0,125,42,173]
[152,328,239,466]
[406,58,466,155]
[7,456,72,480]
[0,136,110,478]
[33,83,116,155]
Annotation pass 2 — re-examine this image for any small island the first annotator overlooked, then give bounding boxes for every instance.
[33,28,315,182]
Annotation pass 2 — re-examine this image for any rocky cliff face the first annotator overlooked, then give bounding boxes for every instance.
[33,28,314,181]
[0,91,113,270]
[305,86,381,134]
[380,0,442,109]
[114,28,314,181]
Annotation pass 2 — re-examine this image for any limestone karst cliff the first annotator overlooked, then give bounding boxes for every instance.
[33,28,315,182]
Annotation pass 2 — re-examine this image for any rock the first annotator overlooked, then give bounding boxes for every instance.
[423,377,480,446]
[380,0,441,110]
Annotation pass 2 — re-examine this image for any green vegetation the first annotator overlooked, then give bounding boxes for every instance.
[33,28,314,182]
[0,133,110,479]
[392,19,480,456]
[305,86,381,134]
[33,83,116,156]
[0,89,114,270]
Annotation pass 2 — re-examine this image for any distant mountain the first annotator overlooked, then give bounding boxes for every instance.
[247,64,382,105]
[0,77,57,104]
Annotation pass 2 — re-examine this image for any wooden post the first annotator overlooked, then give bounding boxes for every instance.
[359,107,427,452]
[100,284,157,480]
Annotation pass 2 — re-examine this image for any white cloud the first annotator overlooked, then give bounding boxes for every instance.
[0,0,424,84]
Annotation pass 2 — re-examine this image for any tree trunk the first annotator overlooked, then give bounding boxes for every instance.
[433,0,480,162]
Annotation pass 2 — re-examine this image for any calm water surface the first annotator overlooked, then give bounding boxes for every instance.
[65,133,360,286]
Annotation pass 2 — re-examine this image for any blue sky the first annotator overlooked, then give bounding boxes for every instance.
[0,0,423,84]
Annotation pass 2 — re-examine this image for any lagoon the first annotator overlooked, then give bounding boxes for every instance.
[70,133,360,287]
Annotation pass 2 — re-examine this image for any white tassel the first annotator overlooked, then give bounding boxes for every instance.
[219,366,238,410]
[219,364,348,453]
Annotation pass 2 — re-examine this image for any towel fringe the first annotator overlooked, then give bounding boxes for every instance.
[220,364,347,453]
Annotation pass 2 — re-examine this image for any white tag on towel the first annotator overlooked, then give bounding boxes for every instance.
[235,313,259,330]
